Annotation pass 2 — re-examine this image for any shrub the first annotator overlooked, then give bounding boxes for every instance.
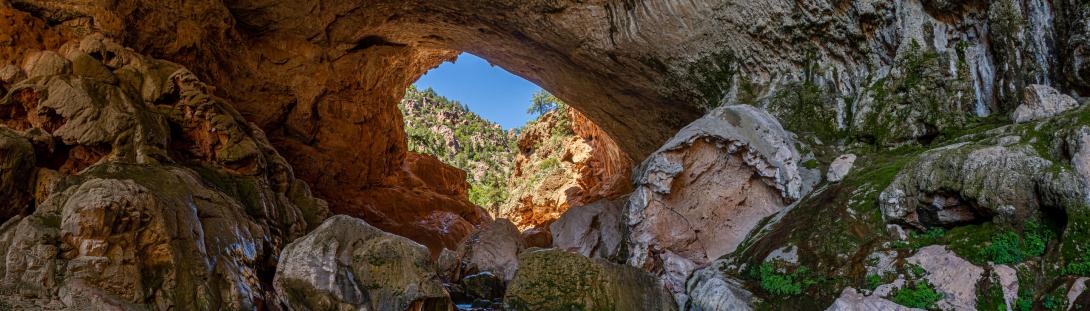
[752,263,815,296]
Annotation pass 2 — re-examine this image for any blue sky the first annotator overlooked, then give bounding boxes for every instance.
[412,53,540,129]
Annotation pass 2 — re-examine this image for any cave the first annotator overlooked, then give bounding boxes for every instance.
[4,0,1090,309]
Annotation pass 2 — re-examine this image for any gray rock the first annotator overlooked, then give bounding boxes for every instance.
[21,51,70,79]
[462,272,503,300]
[0,64,24,84]
[452,219,526,283]
[1069,277,1089,311]
[906,245,984,310]
[549,196,624,260]
[825,288,922,311]
[880,144,1084,229]
[827,154,857,182]
[994,265,1020,310]
[685,260,755,311]
[1012,85,1081,123]
[273,215,451,311]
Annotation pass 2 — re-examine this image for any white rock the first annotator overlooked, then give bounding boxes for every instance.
[1068,277,1088,311]
[827,154,857,182]
[550,197,624,259]
[686,261,755,311]
[994,265,1020,311]
[1012,84,1081,123]
[825,288,923,311]
[907,245,984,310]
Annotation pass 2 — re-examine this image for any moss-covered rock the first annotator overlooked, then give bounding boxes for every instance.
[504,249,677,311]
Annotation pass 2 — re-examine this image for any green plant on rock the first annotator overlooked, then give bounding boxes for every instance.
[890,280,943,309]
[751,263,817,296]
[978,221,1052,265]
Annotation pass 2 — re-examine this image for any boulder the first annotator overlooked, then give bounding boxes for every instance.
[452,219,526,282]
[626,104,818,298]
[549,196,625,260]
[520,225,552,249]
[906,245,984,310]
[504,249,677,311]
[685,261,756,311]
[880,144,1084,229]
[826,154,857,182]
[273,215,451,311]
[1012,84,1081,123]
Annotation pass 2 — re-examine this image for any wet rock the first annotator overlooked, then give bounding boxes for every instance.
[520,225,552,249]
[1012,84,1081,123]
[452,219,526,282]
[462,272,503,300]
[549,196,625,260]
[685,261,755,311]
[504,249,676,311]
[825,288,922,311]
[906,245,984,310]
[880,144,1084,229]
[626,104,818,298]
[827,154,857,182]
[273,215,451,311]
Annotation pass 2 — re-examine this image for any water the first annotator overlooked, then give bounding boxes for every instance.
[1026,0,1055,85]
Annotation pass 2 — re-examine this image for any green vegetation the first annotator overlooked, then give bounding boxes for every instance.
[399,86,516,213]
[751,263,817,296]
[889,280,943,309]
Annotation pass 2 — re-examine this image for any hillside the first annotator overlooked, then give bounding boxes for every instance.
[399,86,517,213]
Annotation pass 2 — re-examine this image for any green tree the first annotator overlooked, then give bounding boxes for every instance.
[527,90,566,117]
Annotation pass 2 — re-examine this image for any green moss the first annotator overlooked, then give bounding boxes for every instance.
[976,276,1008,311]
[890,280,943,309]
[751,263,817,296]
[863,274,882,291]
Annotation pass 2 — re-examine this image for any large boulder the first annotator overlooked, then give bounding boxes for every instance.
[273,215,451,311]
[549,196,625,260]
[879,143,1084,229]
[1012,84,1081,123]
[504,249,677,311]
[825,288,922,311]
[685,261,756,311]
[625,104,818,299]
[451,219,526,282]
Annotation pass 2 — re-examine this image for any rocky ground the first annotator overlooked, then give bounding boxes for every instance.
[0,0,1089,310]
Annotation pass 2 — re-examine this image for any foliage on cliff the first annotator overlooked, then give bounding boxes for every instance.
[399,86,517,213]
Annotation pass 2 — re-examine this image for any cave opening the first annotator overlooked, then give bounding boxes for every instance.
[397,51,634,233]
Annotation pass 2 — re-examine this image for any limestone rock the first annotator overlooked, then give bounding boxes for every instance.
[1012,84,1081,123]
[994,265,1020,309]
[880,144,1084,229]
[626,104,817,298]
[452,219,526,282]
[827,154,857,182]
[906,245,984,310]
[685,261,756,311]
[504,249,677,311]
[825,288,922,311]
[549,196,625,260]
[273,215,451,311]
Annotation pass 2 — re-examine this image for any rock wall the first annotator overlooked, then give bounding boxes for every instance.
[0,31,328,309]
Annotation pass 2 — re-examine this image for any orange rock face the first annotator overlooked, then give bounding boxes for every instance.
[502,108,633,229]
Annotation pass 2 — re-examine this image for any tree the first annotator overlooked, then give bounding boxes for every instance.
[527,90,566,117]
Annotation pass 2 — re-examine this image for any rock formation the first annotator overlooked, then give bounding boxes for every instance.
[625,104,819,301]
[504,249,677,311]
[273,215,450,311]
[0,32,328,308]
[501,104,632,229]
